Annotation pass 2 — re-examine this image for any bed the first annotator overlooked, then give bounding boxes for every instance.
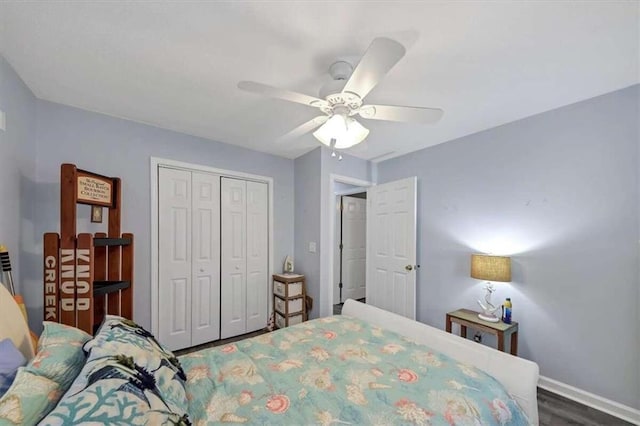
[0,289,539,425]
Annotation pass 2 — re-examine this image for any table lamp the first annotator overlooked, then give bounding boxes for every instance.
[470,254,511,322]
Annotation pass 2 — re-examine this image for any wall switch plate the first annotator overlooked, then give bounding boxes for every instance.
[0,110,5,131]
[308,242,317,253]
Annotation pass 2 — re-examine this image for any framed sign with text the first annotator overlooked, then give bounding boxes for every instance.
[76,171,113,207]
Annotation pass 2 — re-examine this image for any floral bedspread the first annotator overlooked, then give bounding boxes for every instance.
[179,315,529,425]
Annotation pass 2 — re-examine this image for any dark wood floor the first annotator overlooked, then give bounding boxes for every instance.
[175,329,266,356]
[176,324,632,425]
[538,388,632,425]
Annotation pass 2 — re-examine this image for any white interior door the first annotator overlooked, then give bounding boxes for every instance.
[342,196,366,301]
[221,178,247,339]
[159,167,192,350]
[191,172,221,346]
[366,177,417,319]
[245,181,268,332]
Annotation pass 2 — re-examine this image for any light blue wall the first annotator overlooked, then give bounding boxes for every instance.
[377,85,640,408]
[293,148,322,317]
[0,56,37,304]
[33,100,295,332]
[320,145,372,183]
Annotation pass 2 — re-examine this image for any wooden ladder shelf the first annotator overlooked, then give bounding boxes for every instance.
[43,164,134,334]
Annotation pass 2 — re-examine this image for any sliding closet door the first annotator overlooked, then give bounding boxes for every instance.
[246,181,268,331]
[191,172,221,346]
[221,178,247,339]
[158,167,192,350]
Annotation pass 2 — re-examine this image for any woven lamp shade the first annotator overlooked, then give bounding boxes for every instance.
[470,254,511,282]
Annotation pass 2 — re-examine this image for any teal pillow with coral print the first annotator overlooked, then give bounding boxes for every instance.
[40,316,189,425]
[0,368,59,425]
[0,339,26,398]
[0,322,91,425]
[26,322,91,391]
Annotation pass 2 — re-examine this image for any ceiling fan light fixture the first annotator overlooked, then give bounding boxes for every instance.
[313,114,369,149]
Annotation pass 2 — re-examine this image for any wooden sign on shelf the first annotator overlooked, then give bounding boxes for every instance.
[76,171,113,207]
[43,233,59,322]
[76,234,94,333]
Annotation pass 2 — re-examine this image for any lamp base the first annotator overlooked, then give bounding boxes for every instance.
[478,313,500,323]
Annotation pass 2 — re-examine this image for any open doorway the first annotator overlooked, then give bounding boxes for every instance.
[322,174,373,317]
[333,183,367,315]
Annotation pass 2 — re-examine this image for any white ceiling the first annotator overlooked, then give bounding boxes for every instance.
[1,1,638,161]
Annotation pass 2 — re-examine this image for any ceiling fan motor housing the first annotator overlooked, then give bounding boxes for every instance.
[329,61,353,80]
[318,79,345,101]
[319,61,362,114]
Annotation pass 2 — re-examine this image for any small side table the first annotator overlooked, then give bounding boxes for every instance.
[446,308,518,355]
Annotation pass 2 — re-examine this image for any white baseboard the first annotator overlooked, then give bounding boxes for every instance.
[538,376,640,425]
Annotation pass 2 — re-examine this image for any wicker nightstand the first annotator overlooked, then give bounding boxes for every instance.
[272,273,307,329]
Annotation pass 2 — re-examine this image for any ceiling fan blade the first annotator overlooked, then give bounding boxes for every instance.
[238,81,328,109]
[277,115,328,143]
[341,38,406,99]
[359,104,444,123]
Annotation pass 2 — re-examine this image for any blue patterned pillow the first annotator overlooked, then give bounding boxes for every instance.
[0,339,26,397]
[40,316,189,425]
[85,316,183,366]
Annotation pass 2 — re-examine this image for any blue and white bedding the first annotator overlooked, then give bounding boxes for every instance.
[0,315,529,425]
[179,315,528,425]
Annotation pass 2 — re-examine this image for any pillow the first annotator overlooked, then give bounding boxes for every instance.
[0,339,26,397]
[85,316,183,366]
[25,322,91,391]
[36,321,91,353]
[0,368,59,425]
[40,316,189,425]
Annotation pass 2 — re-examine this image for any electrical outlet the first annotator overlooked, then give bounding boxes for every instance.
[473,332,482,343]
[308,241,316,253]
[0,109,5,131]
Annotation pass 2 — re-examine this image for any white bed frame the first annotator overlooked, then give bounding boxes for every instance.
[343,299,539,425]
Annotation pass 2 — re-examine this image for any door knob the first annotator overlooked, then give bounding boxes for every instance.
[235,266,240,270]
[200,268,204,272]
[405,265,413,271]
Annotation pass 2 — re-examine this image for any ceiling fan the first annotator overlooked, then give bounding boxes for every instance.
[238,37,444,151]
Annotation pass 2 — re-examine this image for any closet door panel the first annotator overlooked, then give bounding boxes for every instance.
[158,167,192,351]
[221,178,247,339]
[246,181,269,331]
[191,172,221,346]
